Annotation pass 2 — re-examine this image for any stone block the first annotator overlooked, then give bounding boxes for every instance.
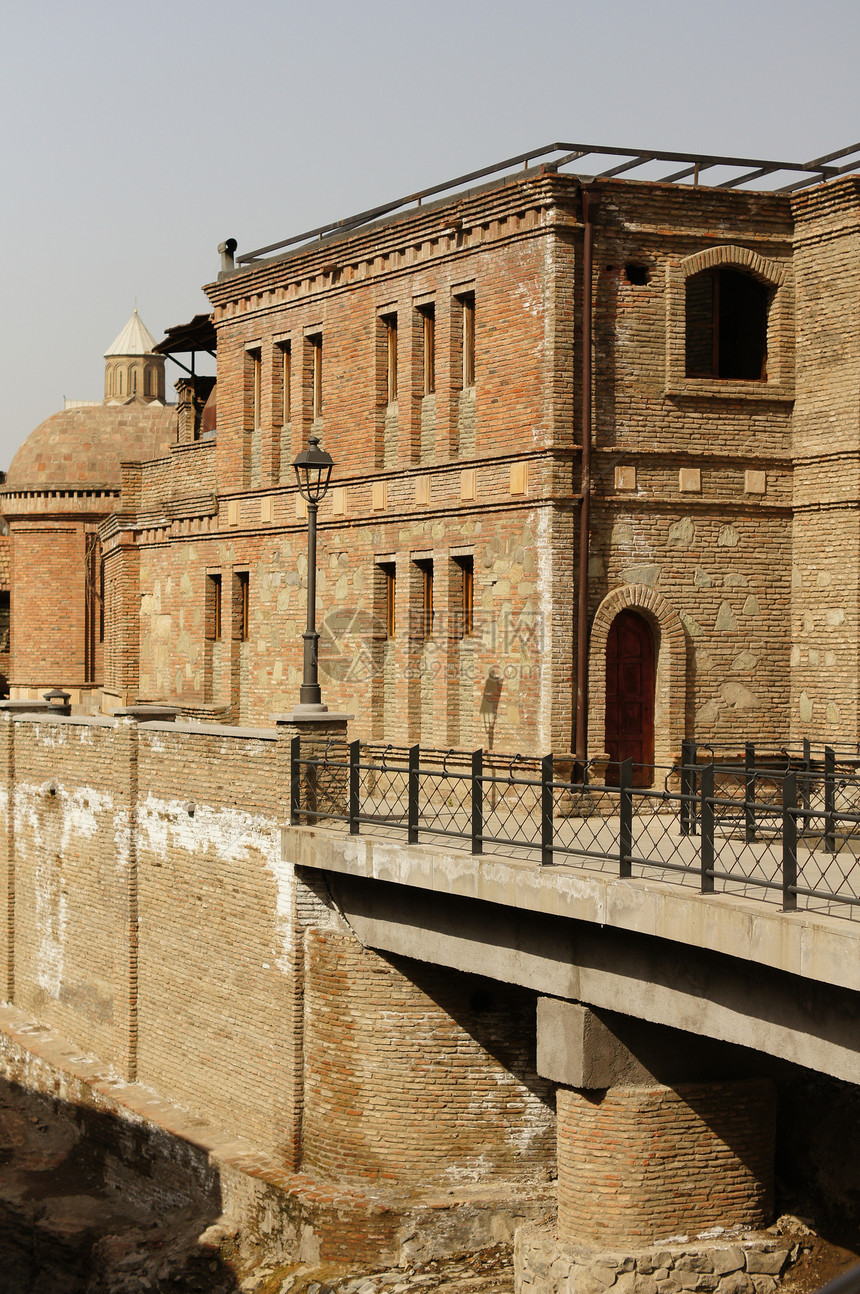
[745,1250,788,1276]
[711,1248,745,1275]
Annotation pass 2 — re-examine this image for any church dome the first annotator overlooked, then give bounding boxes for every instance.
[4,403,176,492]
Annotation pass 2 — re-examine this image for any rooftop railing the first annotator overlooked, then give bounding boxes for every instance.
[238,140,860,264]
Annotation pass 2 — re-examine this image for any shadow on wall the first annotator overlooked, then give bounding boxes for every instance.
[0,1073,242,1293]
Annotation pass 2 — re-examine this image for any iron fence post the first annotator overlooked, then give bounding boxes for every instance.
[290,735,301,826]
[824,745,836,854]
[745,742,756,843]
[349,740,360,835]
[619,757,633,878]
[700,762,715,893]
[801,736,812,815]
[680,739,692,836]
[541,754,554,866]
[471,749,483,856]
[408,744,420,844]
[783,770,798,911]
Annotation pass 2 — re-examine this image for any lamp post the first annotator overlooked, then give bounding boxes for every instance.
[293,434,334,715]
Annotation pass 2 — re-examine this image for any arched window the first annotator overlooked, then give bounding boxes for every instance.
[685,268,770,380]
[118,369,123,395]
[132,368,137,394]
[144,367,151,396]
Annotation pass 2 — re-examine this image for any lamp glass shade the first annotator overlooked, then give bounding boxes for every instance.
[293,435,334,503]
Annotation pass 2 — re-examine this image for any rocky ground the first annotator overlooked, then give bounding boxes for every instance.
[0,1074,857,1294]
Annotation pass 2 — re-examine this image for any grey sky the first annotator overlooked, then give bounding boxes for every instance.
[0,0,857,468]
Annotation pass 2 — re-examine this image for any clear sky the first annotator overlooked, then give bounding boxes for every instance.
[0,0,857,468]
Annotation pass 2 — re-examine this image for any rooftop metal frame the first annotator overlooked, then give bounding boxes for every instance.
[237,139,860,266]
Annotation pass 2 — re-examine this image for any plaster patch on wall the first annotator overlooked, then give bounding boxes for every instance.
[137,795,292,966]
[718,526,739,548]
[826,609,845,627]
[680,611,703,639]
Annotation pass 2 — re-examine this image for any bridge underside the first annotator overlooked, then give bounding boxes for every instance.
[290,829,860,1085]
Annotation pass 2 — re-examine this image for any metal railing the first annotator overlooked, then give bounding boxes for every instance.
[237,140,860,264]
[289,737,860,920]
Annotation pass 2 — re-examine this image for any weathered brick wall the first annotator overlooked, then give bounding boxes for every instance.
[0,711,560,1187]
[3,715,127,1067]
[788,179,860,740]
[557,1080,775,1246]
[301,929,555,1189]
[133,723,300,1158]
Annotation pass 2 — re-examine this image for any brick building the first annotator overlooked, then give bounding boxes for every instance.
[5,145,860,767]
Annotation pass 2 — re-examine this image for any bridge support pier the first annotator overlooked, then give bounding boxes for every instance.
[556,1079,774,1247]
[537,999,775,1245]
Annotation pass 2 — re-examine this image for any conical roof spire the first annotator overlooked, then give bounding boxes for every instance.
[104,308,158,358]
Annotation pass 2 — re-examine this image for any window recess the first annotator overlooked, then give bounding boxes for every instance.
[685,268,769,381]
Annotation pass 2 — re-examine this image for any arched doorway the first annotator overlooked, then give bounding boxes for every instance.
[605,609,655,786]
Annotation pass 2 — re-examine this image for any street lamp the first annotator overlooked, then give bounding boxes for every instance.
[293,434,334,714]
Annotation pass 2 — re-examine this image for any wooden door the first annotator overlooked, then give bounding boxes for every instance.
[604,610,655,786]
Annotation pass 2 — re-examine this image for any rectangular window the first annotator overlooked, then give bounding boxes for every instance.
[381,313,397,404]
[415,558,434,640]
[461,293,475,388]
[419,304,435,395]
[279,341,291,424]
[236,571,250,642]
[309,335,323,419]
[379,562,396,639]
[206,573,222,642]
[454,555,474,637]
[249,347,262,428]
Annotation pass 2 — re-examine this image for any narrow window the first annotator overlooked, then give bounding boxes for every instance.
[249,348,262,426]
[132,368,138,394]
[118,369,123,395]
[279,342,291,424]
[415,558,434,639]
[379,562,396,639]
[419,304,435,395]
[461,293,475,388]
[382,314,398,404]
[685,267,769,380]
[236,571,250,641]
[99,556,105,643]
[206,573,222,642]
[454,555,474,637]
[309,335,323,419]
